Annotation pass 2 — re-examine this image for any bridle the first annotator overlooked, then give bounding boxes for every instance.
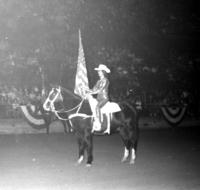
[43,86,85,120]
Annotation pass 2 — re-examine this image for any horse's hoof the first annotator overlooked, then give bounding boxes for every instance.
[121,157,128,163]
[75,161,82,166]
[129,159,135,165]
[76,156,84,165]
[86,163,92,167]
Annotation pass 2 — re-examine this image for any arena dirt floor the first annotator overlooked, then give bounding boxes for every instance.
[0,126,200,190]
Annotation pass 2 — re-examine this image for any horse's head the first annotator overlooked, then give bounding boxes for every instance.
[43,86,63,111]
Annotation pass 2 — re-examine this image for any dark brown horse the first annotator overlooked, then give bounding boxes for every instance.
[43,86,139,167]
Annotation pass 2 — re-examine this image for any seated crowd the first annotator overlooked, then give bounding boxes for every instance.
[0,84,43,118]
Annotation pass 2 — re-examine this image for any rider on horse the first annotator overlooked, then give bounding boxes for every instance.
[85,64,110,131]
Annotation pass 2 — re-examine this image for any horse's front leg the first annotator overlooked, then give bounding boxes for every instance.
[85,132,93,167]
[77,138,85,165]
[44,113,52,134]
[60,120,68,133]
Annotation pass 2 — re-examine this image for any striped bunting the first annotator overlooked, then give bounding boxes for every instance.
[20,105,47,129]
[160,105,187,126]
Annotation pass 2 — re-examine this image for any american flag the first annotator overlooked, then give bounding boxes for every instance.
[74,30,89,98]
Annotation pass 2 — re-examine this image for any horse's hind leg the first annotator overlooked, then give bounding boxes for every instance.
[130,144,137,164]
[121,145,130,163]
[129,131,138,164]
[121,140,137,164]
[120,129,131,163]
[120,128,138,164]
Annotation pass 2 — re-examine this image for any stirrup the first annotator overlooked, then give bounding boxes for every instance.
[103,129,110,134]
[92,119,101,132]
[103,126,110,134]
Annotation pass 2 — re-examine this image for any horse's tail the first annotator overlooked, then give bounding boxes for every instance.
[119,101,137,113]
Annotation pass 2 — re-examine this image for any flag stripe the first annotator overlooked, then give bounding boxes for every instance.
[74,30,89,98]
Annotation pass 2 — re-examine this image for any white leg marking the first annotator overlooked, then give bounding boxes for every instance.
[86,163,92,167]
[121,147,129,163]
[130,148,136,164]
[77,155,84,164]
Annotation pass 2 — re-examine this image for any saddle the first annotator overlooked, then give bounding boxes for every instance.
[91,100,121,134]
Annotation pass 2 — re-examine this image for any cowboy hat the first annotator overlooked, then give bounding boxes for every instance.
[94,64,111,73]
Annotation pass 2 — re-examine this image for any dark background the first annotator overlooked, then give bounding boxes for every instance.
[0,0,199,113]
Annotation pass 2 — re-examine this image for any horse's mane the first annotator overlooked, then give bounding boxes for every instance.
[60,88,82,109]
[59,88,92,116]
[60,87,81,100]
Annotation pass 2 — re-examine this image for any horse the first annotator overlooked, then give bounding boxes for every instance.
[43,86,140,166]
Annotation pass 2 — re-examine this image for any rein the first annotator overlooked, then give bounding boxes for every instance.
[50,87,88,121]
[53,98,84,114]
[46,86,93,121]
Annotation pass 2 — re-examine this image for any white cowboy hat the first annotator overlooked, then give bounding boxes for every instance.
[94,64,111,73]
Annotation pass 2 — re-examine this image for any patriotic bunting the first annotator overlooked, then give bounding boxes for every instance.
[20,105,47,129]
[160,105,187,126]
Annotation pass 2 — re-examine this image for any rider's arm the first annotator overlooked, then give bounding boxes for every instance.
[91,79,107,94]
